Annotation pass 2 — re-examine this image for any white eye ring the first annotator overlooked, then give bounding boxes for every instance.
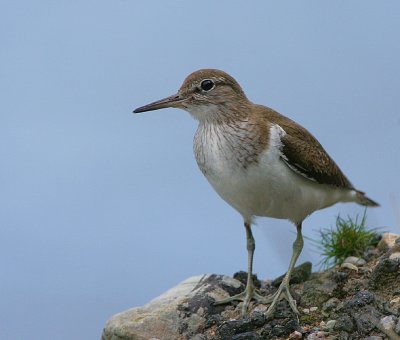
[200,79,215,92]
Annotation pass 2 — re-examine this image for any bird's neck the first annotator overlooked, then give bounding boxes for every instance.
[186,100,253,125]
[194,112,270,172]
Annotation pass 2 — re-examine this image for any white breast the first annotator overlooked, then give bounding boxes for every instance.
[194,123,353,224]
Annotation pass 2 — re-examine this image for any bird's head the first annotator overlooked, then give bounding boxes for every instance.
[134,69,249,122]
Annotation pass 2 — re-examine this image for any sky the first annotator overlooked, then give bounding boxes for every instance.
[1,1,400,339]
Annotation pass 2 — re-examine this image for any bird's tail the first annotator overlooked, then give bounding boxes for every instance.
[356,190,380,207]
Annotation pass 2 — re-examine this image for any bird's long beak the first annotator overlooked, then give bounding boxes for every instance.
[133,93,186,113]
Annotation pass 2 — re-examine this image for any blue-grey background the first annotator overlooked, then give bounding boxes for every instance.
[1,1,399,339]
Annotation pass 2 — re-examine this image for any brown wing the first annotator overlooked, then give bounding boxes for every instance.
[260,106,354,189]
[281,133,353,188]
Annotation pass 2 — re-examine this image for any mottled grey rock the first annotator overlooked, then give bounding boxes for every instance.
[102,231,400,340]
[354,312,375,334]
[322,297,340,313]
[334,315,354,332]
[272,261,312,287]
[231,331,260,340]
[380,315,396,331]
[102,274,241,340]
[331,270,349,283]
[396,317,400,335]
[344,290,375,311]
[300,271,337,307]
[233,271,261,289]
[369,257,400,289]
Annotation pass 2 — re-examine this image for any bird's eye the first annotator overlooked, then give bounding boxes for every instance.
[200,79,215,92]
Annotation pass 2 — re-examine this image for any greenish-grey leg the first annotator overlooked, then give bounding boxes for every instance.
[265,222,303,318]
[214,222,266,316]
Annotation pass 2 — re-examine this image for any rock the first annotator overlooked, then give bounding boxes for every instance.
[340,262,358,271]
[380,315,396,331]
[326,319,336,330]
[217,312,268,339]
[322,297,340,313]
[331,270,349,283]
[378,232,400,251]
[260,319,298,338]
[102,228,400,339]
[343,256,367,266]
[307,331,327,339]
[396,317,400,334]
[369,257,400,290]
[272,261,312,287]
[289,330,303,339]
[344,290,375,310]
[102,274,242,340]
[300,271,337,307]
[234,271,261,289]
[270,325,287,337]
[364,246,380,261]
[354,311,376,334]
[389,297,400,315]
[231,331,260,340]
[334,315,354,332]
[390,252,400,260]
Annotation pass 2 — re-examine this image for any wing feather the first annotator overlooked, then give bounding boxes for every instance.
[258,106,354,189]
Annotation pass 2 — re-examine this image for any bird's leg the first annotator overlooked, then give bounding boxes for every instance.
[214,222,266,316]
[265,222,303,318]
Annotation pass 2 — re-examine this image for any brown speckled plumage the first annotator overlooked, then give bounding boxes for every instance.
[133,68,379,318]
[179,69,353,189]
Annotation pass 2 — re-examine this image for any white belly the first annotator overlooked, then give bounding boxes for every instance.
[194,124,353,224]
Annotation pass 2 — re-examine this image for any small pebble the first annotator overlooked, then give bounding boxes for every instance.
[289,330,303,339]
[340,262,358,271]
[344,256,367,266]
[389,252,400,260]
[378,232,400,250]
[390,297,400,305]
[326,319,336,330]
[310,306,318,312]
[380,315,396,331]
[252,305,268,313]
[307,331,326,340]
[303,308,310,314]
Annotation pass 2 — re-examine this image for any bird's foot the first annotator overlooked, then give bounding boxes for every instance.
[265,281,299,318]
[214,285,267,317]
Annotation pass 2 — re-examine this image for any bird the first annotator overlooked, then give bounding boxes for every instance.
[133,69,379,318]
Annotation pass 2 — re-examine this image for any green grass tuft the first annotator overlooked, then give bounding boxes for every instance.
[310,210,381,269]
